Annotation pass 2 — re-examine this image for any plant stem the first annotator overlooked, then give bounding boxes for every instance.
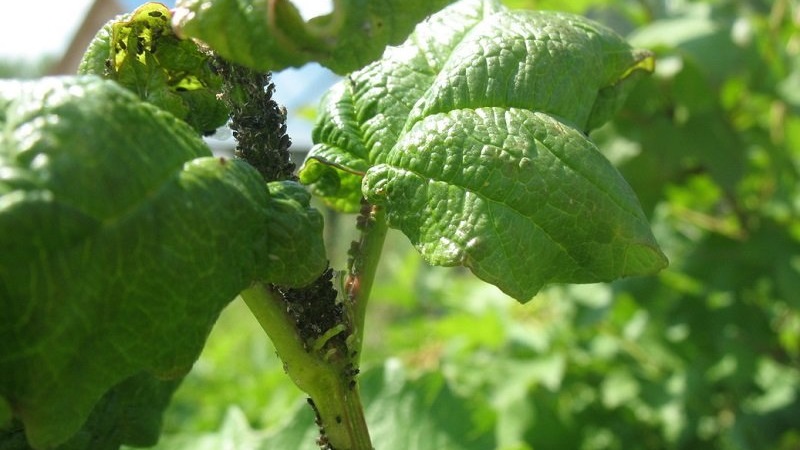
[240,283,373,449]
[309,377,373,450]
[215,54,372,448]
[345,204,389,365]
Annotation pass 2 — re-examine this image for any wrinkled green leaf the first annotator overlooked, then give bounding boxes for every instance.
[0,76,325,448]
[79,3,228,135]
[172,0,455,74]
[300,0,666,301]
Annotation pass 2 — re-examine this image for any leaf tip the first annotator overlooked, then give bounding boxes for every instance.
[621,241,670,278]
[623,48,657,79]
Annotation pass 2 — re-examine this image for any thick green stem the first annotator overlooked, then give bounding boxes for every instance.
[309,378,373,450]
[216,54,372,448]
[345,205,389,365]
[240,283,373,449]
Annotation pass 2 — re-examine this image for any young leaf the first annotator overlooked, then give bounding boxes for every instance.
[300,0,667,301]
[171,0,455,74]
[79,3,228,135]
[0,76,325,448]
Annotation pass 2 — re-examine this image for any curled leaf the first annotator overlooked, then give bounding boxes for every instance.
[79,3,228,135]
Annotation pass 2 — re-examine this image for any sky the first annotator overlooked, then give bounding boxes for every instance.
[0,0,333,61]
[0,0,95,60]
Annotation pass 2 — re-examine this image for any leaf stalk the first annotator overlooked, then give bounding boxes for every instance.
[344,203,389,366]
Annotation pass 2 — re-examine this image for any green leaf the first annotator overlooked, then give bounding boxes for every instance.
[261,180,327,287]
[172,0,455,74]
[300,0,666,300]
[359,362,496,450]
[47,373,182,450]
[0,76,324,448]
[299,0,508,212]
[79,3,228,135]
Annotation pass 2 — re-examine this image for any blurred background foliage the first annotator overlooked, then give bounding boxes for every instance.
[145,0,800,448]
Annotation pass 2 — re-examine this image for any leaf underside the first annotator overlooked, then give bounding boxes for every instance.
[300,0,667,301]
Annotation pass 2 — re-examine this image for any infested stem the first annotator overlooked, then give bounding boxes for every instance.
[211,56,295,181]
[239,284,330,394]
[217,54,375,449]
[308,379,373,450]
[240,283,373,449]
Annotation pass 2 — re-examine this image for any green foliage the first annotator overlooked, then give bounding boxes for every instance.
[357,0,800,448]
[153,0,799,448]
[300,0,666,301]
[571,0,800,447]
[154,359,496,450]
[172,0,455,74]
[0,76,325,448]
[4,0,790,448]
